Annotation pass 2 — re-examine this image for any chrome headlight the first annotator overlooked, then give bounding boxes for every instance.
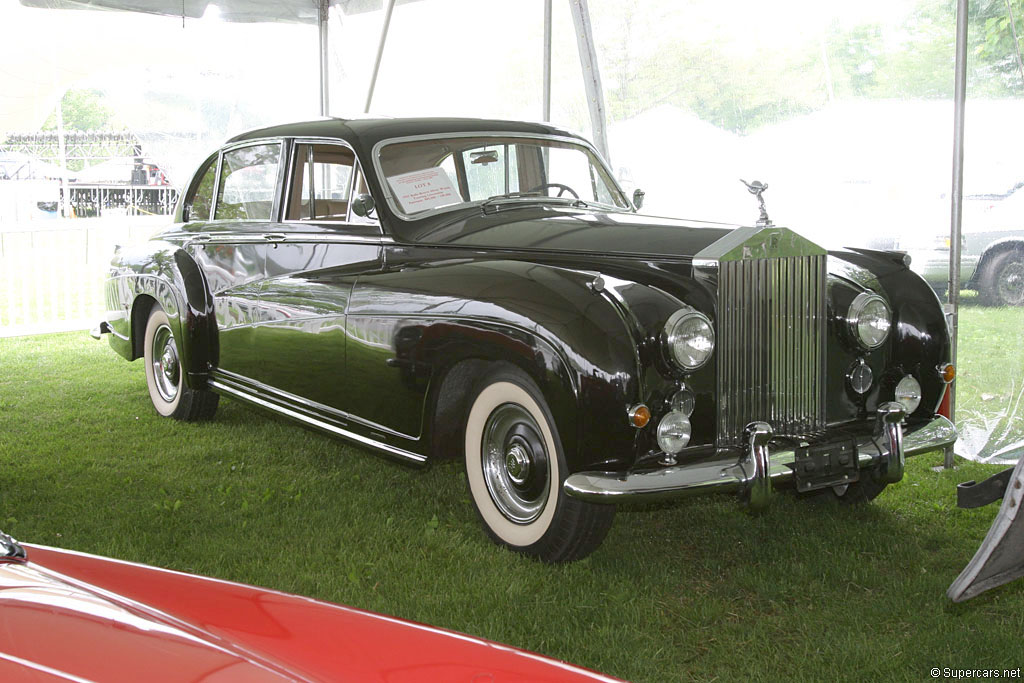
[895,374,922,414]
[848,292,891,350]
[663,309,715,371]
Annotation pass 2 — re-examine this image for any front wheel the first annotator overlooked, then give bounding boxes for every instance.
[463,366,614,562]
[143,305,218,421]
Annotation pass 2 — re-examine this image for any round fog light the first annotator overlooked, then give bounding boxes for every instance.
[670,388,695,417]
[848,359,873,395]
[657,411,692,454]
[895,375,922,414]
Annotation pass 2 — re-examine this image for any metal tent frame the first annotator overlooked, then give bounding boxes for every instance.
[22,0,611,159]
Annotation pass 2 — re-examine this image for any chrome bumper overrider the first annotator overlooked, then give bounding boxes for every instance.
[89,321,112,340]
[563,405,957,507]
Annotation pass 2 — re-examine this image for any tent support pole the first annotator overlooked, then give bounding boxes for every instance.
[946,0,968,468]
[318,0,330,116]
[568,0,609,164]
[365,0,397,113]
[543,0,552,122]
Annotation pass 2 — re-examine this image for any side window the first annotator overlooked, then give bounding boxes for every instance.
[286,143,354,221]
[214,143,281,221]
[184,158,217,222]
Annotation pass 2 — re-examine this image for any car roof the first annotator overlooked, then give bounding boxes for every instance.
[226,116,583,151]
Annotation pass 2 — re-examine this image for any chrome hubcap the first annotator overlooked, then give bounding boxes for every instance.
[998,261,1024,306]
[151,324,179,403]
[481,403,549,524]
[505,444,531,485]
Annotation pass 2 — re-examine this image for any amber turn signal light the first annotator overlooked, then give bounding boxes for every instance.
[628,404,651,428]
[939,363,956,383]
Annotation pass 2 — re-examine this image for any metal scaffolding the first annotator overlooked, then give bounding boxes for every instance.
[1,131,141,169]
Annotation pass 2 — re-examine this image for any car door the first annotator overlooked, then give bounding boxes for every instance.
[186,140,283,380]
[252,140,385,414]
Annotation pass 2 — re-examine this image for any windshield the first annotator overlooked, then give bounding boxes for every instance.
[376,134,629,218]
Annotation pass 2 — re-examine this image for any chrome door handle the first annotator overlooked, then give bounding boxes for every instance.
[264,233,287,241]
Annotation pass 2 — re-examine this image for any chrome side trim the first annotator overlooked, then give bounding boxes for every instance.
[212,368,415,440]
[207,378,427,466]
[107,325,130,342]
[277,221,385,232]
[563,414,957,504]
[176,231,393,245]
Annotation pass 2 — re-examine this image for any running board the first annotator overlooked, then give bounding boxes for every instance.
[207,377,428,467]
[948,456,1024,602]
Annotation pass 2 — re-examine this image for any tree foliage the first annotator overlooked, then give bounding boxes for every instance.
[973,0,1024,91]
[42,89,118,132]
[598,0,1024,134]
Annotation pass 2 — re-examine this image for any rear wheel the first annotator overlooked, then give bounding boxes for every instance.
[979,249,1024,307]
[143,305,218,421]
[463,365,613,562]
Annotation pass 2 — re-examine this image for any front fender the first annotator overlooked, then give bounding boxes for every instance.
[107,241,217,389]
[349,258,643,472]
[833,249,951,416]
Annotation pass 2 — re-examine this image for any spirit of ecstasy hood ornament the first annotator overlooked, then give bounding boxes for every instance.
[740,179,772,227]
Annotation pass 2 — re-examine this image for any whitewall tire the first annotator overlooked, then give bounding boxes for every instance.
[463,365,614,562]
[142,305,218,421]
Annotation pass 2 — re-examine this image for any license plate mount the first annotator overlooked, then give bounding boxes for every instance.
[793,439,859,493]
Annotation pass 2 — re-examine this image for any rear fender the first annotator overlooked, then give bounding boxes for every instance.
[110,242,217,389]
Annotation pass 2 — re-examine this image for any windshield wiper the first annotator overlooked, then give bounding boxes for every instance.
[481,192,588,214]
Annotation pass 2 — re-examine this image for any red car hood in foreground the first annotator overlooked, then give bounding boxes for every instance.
[0,543,621,682]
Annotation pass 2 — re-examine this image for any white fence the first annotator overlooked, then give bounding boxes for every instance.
[0,216,170,337]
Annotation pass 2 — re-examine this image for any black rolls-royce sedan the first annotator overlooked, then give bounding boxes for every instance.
[95,117,958,562]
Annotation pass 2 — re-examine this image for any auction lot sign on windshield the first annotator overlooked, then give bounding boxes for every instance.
[387,168,461,213]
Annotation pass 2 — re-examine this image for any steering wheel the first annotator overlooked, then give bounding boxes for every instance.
[526,183,580,200]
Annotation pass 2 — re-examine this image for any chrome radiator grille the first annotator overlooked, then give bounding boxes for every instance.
[716,254,827,446]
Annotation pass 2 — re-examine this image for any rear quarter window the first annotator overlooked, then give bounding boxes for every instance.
[184,157,217,222]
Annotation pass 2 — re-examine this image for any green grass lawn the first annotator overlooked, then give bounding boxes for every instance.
[1,331,1023,682]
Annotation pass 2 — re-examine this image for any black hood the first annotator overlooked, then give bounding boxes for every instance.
[396,206,738,260]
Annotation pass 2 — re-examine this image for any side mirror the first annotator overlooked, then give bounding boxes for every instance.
[351,193,376,218]
[632,188,645,212]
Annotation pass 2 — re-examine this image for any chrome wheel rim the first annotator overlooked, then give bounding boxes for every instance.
[997,260,1024,306]
[481,402,550,525]
[151,323,180,403]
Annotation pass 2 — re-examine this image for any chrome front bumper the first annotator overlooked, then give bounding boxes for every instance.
[563,404,957,507]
